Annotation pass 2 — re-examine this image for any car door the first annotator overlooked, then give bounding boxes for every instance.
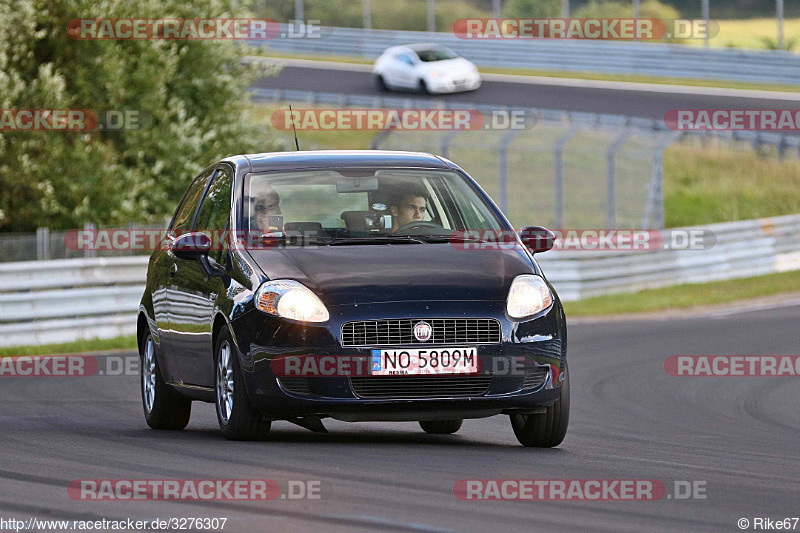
[387,52,418,89]
[162,166,216,384]
[168,164,233,387]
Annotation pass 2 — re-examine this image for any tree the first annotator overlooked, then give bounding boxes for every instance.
[0,0,283,232]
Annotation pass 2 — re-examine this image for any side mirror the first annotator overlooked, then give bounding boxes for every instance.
[519,226,556,253]
[172,231,212,260]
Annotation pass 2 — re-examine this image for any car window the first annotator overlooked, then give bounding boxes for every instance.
[194,165,233,262]
[395,53,416,66]
[414,47,459,62]
[194,166,233,233]
[243,169,503,242]
[170,167,215,235]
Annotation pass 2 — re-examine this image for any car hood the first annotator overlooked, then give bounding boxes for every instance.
[247,243,536,306]
[420,58,475,76]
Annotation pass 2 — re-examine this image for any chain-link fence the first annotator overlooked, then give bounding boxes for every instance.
[0,220,169,263]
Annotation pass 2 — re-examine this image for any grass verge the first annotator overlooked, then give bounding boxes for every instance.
[564,270,800,316]
[0,335,138,357]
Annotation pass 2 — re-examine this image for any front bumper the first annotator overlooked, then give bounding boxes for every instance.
[429,75,482,93]
[229,299,566,419]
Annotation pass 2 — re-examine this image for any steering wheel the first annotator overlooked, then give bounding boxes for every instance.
[393,220,444,235]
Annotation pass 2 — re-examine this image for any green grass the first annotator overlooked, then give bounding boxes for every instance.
[664,143,800,228]
[693,18,800,51]
[0,335,138,357]
[564,269,800,316]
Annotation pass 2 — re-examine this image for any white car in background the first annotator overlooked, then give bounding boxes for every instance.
[373,44,481,94]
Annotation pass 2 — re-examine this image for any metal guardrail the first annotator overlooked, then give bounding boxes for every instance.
[1,215,799,347]
[253,25,800,85]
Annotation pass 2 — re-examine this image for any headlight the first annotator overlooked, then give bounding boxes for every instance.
[429,70,439,78]
[506,275,553,319]
[255,280,329,323]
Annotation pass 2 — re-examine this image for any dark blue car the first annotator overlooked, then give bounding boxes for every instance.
[138,150,569,447]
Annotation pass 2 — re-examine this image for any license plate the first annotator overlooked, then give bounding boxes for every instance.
[370,347,478,376]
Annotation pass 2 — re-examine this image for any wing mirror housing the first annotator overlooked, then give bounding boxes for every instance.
[172,231,212,260]
[518,226,556,253]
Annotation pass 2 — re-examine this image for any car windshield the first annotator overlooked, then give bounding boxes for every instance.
[243,169,504,245]
[414,47,459,62]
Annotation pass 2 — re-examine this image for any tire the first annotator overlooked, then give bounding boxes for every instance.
[215,327,271,441]
[140,332,191,430]
[510,365,570,447]
[375,74,388,92]
[419,419,463,434]
[417,79,429,94]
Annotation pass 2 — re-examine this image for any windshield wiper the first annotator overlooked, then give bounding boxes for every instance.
[416,234,489,243]
[328,236,426,246]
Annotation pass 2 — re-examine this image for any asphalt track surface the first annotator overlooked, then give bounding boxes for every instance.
[253,63,800,120]
[1,305,798,532]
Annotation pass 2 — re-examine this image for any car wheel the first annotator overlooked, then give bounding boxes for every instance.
[375,74,388,92]
[140,332,191,430]
[417,79,429,94]
[509,365,570,447]
[215,327,271,441]
[419,419,463,434]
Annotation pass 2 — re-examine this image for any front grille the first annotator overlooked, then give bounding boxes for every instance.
[341,318,501,347]
[277,377,311,395]
[350,375,493,399]
[522,366,550,390]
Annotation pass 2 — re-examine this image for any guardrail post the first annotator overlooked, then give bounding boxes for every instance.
[84,222,97,258]
[606,129,632,229]
[36,227,50,261]
[643,131,681,229]
[554,124,580,228]
[498,126,527,215]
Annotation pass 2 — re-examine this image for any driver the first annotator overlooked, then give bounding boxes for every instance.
[249,183,282,233]
[389,184,429,233]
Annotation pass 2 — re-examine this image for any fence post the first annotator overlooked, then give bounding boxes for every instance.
[554,124,581,228]
[643,131,681,229]
[606,129,632,229]
[363,0,372,30]
[36,227,50,261]
[498,126,527,215]
[84,222,97,258]
[440,130,463,159]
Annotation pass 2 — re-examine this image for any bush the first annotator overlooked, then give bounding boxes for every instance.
[573,0,681,19]
[0,0,283,232]
[503,0,560,18]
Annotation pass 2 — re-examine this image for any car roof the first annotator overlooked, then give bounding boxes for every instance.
[223,150,453,174]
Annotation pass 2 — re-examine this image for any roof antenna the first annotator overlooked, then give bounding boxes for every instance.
[288,104,300,151]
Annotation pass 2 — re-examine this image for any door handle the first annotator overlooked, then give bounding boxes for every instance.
[170,263,178,278]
